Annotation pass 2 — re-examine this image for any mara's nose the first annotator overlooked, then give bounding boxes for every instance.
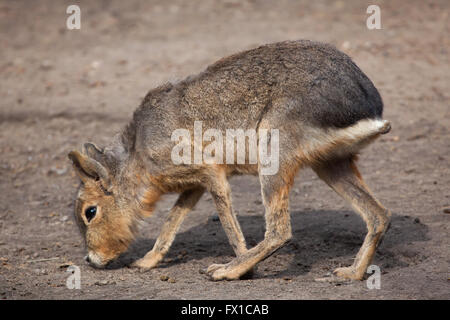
[84,255,91,264]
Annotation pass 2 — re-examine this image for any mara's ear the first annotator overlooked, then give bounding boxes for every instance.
[83,142,105,163]
[68,150,112,191]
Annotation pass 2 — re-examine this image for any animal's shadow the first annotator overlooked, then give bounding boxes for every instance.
[110,210,429,279]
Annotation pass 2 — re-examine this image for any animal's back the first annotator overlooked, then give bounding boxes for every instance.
[180,40,383,130]
[130,40,386,165]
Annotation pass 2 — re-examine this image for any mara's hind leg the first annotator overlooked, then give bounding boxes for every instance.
[313,157,391,280]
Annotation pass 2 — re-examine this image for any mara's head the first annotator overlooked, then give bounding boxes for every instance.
[68,142,137,268]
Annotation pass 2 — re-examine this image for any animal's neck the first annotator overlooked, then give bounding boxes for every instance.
[120,154,162,218]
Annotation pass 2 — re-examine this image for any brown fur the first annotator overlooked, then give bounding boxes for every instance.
[312,157,391,279]
[69,40,391,280]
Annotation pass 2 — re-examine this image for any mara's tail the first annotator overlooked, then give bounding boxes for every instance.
[298,118,391,165]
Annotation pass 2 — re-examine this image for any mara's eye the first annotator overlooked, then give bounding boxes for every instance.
[84,206,97,223]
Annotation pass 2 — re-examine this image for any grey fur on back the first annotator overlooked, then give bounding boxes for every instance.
[121,40,383,162]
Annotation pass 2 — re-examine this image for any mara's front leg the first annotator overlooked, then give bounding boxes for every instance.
[131,187,205,271]
[203,169,249,278]
[205,166,295,281]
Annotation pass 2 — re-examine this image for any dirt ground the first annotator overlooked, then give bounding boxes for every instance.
[0,0,449,300]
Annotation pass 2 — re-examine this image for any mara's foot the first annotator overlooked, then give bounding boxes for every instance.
[203,262,254,281]
[333,266,365,280]
[130,252,163,272]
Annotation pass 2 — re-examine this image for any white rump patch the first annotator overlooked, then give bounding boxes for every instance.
[300,119,390,161]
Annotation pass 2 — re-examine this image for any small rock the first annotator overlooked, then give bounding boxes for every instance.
[168,278,176,283]
[160,275,169,281]
[89,80,107,88]
[33,268,48,275]
[341,41,351,50]
[90,60,102,69]
[443,207,450,214]
[95,280,109,286]
[40,60,53,70]
[48,167,67,176]
[414,218,420,224]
